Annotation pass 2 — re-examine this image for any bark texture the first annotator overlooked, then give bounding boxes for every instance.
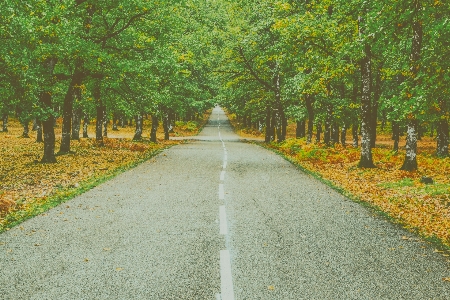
[305,94,314,144]
[60,72,82,153]
[36,120,43,143]
[133,114,143,141]
[401,2,422,171]
[296,120,305,139]
[2,114,8,132]
[40,92,57,163]
[150,115,159,143]
[72,108,81,140]
[83,114,89,138]
[436,119,449,157]
[358,43,375,168]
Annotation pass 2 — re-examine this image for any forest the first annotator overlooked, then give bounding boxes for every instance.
[1,1,450,241]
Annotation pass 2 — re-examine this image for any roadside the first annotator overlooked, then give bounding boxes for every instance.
[227,113,450,251]
[0,112,210,231]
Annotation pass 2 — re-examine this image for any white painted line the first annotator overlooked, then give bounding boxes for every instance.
[220,250,235,300]
[220,171,225,181]
[216,293,222,300]
[223,161,227,169]
[224,154,228,161]
[219,206,227,235]
[219,184,224,200]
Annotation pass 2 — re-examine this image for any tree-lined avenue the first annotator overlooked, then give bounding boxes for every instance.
[0,107,448,299]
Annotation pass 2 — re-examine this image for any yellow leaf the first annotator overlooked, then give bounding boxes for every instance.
[268,285,275,291]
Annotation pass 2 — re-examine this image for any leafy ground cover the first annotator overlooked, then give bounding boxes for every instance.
[0,115,208,231]
[229,115,450,250]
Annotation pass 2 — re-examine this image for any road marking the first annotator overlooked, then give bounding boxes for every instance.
[219,206,227,235]
[220,250,235,300]
[224,154,228,161]
[220,171,225,181]
[216,293,222,300]
[223,161,227,169]
[219,184,224,200]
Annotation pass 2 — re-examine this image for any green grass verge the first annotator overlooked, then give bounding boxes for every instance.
[0,145,172,233]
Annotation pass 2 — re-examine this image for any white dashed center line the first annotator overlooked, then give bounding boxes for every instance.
[216,108,235,300]
[219,184,225,200]
[219,206,228,235]
[220,250,235,300]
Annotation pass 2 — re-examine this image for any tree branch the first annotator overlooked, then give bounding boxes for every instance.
[238,47,276,92]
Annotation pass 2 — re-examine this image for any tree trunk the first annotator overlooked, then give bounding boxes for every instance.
[32,119,38,131]
[324,105,332,145]
[103,108,108,137]
[296,120,305,138]
[437,119,449,157]
[358,42,375,168]
[72,108,81,140]
[305,94,315,144]
[36,120,43,143]
[316,122,322,143]
[371,66,382,148]
[265,105,273,143]
[150,114,159,143]
[401,120,419,170]
[2,114,8,132]
[96,105,104,144]
[40,92,57,163]
[60,72,82,153]
[112,113,119,131]
[341,124,347,146]
[163,111,170,140]
[93,79,103,145]
[331,122,339,144]
[401,1,422,171]
[352,123,359,148]
[169,112,175,133]
[22,120,30,138]
[392,121,400,153]
[133,114,143,141]
[83,114,89,138]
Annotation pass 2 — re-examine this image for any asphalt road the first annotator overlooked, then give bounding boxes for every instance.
[0,107,449,299]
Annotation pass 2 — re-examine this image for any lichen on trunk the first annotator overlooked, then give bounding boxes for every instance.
[133,114,143,141]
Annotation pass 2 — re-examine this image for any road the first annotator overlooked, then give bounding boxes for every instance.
[0,107,449,299]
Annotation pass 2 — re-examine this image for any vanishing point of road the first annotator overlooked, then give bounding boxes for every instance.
[0,107,449,299]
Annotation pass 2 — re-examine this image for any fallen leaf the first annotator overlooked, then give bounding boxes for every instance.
[84,258,89,262]
[442,277,450,282]
[34,243,41,247]
[268,285,275,291]
[116,267,123,271]
[103,248,111,251]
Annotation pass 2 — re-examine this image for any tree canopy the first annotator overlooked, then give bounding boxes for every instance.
[1,0,449,169]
